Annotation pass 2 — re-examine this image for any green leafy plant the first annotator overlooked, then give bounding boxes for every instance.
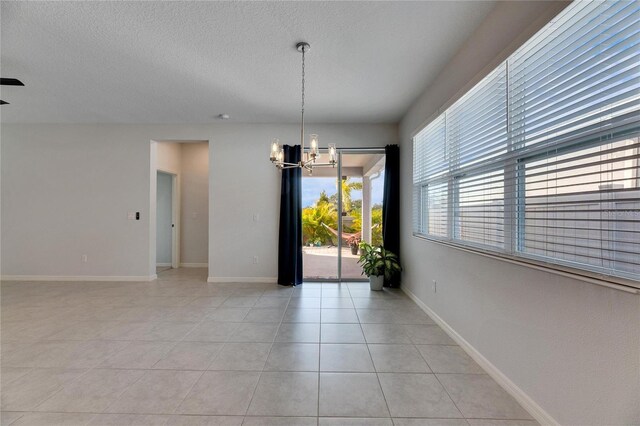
[370,206,383,246]
[357,242,401,280]
[302,200,337,246]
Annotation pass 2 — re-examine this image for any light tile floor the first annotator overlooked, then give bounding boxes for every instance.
[1,268,536,426]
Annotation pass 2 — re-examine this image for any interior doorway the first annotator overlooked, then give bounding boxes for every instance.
[150,140,209,277]
[302,149,385,281]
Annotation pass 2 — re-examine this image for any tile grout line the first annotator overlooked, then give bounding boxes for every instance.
[9,276,233,416]
[317,282,325,419]
[3,274,531,424]
[154,291,223,417]
[353,286,393,420]
[241,285,294,418]
[173,288,263,417]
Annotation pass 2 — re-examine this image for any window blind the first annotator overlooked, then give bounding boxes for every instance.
[448,64,507,168]
[413,115,446,236]
[412,0,640,285]
[520,137,640,280]
[456,169,505,249]
[426,181,449,238]
[509,0,640,150]
[413,114,446,183]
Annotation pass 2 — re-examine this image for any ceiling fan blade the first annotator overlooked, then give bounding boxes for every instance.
[0,100,9,105]
[0,78,24,86]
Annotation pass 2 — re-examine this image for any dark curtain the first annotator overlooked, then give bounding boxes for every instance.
[382,144,401,287]
[277,145,303,286]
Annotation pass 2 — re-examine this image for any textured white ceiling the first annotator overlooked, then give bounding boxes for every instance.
[0,1,496,124]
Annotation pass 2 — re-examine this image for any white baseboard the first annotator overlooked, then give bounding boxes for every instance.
[207,276,277,283]
[402,286,558,426]
[180,263,208,268]
[1,275,157,282]
[156,263,172,267]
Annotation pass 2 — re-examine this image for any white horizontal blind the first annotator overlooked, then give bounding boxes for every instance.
[456,169,505,249]
[413,115,447,183]
[520,137,640,280]
[412,0,640,285]
[511,0,640,280]
[413,115,447,237]
[448,64,508,168]
[426,181,449,238]
[509,0,640,150]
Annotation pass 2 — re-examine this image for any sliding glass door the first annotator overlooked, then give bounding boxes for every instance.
[301,168,340,280]
[302,149,385,281]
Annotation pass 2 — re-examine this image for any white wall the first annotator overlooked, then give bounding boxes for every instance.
[157,141,182,174]
[1,124,152,278]
[398,2,640,425]
[1,123,396,281]
[156,171,173,264]
[180,142,208,265]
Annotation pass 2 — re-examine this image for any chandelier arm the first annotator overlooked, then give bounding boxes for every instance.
[281,163,303,170]
[307,162,337,167]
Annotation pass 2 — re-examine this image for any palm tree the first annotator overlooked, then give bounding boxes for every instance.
[342,178,363,213]
[329,178,363,214]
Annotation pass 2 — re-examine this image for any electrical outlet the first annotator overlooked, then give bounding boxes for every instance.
[81,254,88,263]
[253,256,259,264]
[432,280,437,293]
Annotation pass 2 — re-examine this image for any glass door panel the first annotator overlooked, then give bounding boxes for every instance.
[339,152,386,280]
[302,168,339,280]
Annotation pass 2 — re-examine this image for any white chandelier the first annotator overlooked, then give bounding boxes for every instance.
[270,42,337,172]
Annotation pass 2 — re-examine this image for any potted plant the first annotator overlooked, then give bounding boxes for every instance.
[347,235,361,255]
[357,242,402,291]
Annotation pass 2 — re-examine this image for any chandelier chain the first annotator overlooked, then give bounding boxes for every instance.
[302,47,305,117]
[300,46,306,150]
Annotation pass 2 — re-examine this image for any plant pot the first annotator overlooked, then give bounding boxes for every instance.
[369,275,384,291]
[350,245,359,255]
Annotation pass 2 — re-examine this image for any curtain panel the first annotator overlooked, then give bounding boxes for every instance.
[277,145,303,286]
[383,144,401,287]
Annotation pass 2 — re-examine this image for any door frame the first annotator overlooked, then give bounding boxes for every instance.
[303,147,385,282]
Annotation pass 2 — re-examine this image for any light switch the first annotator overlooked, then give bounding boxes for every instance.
[253,213,259,222]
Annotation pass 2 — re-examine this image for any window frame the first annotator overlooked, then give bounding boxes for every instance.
[411,0,640,291]
[413,131,640,291]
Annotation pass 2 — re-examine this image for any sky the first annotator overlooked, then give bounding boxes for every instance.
[302,171,385,208]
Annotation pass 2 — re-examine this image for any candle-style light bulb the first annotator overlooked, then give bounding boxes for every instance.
[310,134,319,157]
[328,143,337,163]
[270,138,280,161]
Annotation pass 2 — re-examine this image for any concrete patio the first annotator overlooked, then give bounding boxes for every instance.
[303,246,364,280]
